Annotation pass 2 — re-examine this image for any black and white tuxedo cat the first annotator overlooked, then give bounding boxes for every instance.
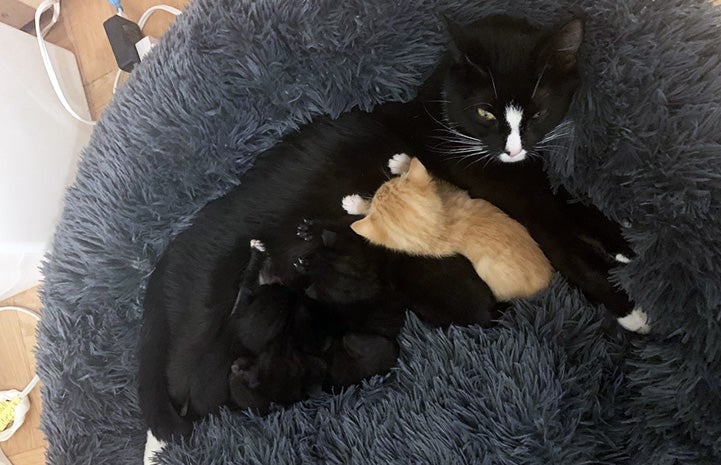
[374,14,648,332]
[140,13,648,462]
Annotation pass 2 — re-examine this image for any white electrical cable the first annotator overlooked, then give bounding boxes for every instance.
[112,69,125,95]
[34,0,95,126]
[0,306,41,453]
[138,4,182,28]
[112,4,182,94]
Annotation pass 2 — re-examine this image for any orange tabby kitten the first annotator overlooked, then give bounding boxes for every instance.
[341,154,553,301]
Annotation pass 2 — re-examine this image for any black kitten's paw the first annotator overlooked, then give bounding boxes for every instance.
[250,239,266,252]
[293,256,311,274]
[230,357,260,389]
[296,218,338,246]
[296,218,316,242]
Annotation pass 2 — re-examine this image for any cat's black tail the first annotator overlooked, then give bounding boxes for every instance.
[137,256,194,442]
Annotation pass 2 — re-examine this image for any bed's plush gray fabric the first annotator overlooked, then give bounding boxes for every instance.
[37,0,721,463]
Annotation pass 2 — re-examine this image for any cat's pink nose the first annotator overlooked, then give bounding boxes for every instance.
[505,146,523,157]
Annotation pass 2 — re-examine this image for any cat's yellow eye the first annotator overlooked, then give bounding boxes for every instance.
[476,108,496,121]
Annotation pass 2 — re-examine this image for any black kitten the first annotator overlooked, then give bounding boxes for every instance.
[226,286,402,412]
[227,219,499,413]
[225,239,400,414]
[140,211,496,443]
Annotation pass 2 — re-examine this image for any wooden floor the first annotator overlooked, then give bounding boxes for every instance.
[0,287,44,465]
[0,0,188,463]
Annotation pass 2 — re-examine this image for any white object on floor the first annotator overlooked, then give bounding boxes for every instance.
[0,22,91,301]
[0,306,41,465]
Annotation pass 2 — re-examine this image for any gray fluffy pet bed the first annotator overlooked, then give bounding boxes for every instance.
[37,0,721,463]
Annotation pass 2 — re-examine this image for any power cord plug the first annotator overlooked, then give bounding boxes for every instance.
[110,4,182,94]
[135,36,159,61]
[103,14,144,72]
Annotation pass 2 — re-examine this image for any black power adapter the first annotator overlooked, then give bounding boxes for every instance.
[103,15,144,72]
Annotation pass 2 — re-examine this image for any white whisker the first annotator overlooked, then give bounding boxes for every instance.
[531,65,547,100]
[534,120,575,155]
[488,68,498,99]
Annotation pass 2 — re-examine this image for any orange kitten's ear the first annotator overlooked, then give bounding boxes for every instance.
[406,158,431,184]
[351,217,379,242]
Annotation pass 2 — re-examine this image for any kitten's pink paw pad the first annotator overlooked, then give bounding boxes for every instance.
[617,307,650,334]
[388,153,412,175]
[342,194,369,215]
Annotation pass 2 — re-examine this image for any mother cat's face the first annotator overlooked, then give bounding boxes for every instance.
[441,16,583,163]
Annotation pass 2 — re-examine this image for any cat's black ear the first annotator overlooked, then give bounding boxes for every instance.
[444,16,489,76]
[541,18,584,73]
[443,15,467,63]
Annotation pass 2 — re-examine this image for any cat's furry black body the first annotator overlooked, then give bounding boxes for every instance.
[139,116,499,441]
[139,14,636,442]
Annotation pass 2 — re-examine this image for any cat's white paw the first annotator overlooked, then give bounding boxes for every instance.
[143,429,166,465]
[615,253,632,264]
[388,153,412,175]
[617,307,651,334]
[250,239,265,252]
[342,194,370,215]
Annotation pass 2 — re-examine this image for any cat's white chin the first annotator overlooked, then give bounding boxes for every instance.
[498,150,527,163]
